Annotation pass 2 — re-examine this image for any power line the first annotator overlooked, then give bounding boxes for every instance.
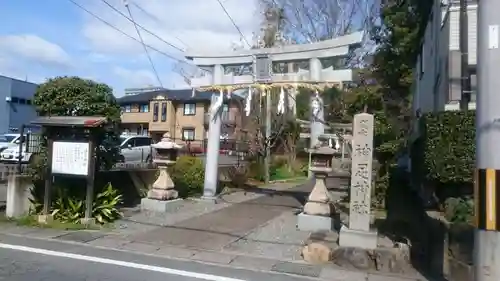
[215,0,251,48]
[66,0,185,64]
[122,0,163,88]
[130,2,189,50]
[101,0,184,53]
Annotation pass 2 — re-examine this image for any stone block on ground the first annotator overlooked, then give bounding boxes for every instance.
[302,242,332,264]
[331,244,414,275]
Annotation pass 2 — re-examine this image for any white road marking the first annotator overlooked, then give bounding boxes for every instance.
[488,178,495,223]
[0,243,246,281]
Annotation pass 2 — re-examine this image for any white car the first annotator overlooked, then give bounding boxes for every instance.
[119,134,153,163]
[0,134,22,153]
[0,145,32,163]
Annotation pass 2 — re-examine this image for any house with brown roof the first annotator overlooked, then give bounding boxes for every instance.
[117,89,246,149]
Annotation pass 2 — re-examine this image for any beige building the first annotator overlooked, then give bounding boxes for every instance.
[118,89,245,145]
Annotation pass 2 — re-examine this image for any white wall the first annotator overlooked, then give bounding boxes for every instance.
[448,4,478,64]
[413,1,477,117]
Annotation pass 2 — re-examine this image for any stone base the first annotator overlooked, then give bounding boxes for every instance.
[141,198,183,212]
[80,218,96,226]
[338,225,378,250]
[147,189,178,200]
[297,212,334,232]
[37,214,53,224]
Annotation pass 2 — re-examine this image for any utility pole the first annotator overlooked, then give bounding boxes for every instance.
[474,0,500,280]
[459,0,471,111]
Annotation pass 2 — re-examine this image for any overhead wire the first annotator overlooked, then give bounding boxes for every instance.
[66,0,188,64]
[215,0,252,48]
[121,0,163,87]
[101,0,184,53]
[130,2,189,51]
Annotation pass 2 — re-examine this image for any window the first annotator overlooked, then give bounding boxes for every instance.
[11,97,18,103]
[222,104,229,120]
[161,103,167,122]
[120,138,134,148]
[183,103,196,115]
[18,98,26,104]
[26,99,32,105]
[419,45,425,79]
[182,128,195,141]
[139,104,149,112]
[153,103,159,122]
[135,137,152,147]
[124,105,131,112]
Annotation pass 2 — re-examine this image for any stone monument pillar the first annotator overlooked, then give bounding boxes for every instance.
[297,138,336,232]
[339,113,378,250]
[141,132,183,212]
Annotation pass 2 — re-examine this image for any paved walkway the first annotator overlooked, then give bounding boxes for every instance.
[131,182,310,251]
[0,179,426,280]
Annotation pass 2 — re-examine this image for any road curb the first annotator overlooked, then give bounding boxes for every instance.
[0,228,425,281]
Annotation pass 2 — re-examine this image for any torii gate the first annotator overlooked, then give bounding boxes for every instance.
[185,31,364,200]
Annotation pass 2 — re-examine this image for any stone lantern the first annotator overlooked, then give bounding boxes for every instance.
[141,132,183,212]
[297,136,336,231]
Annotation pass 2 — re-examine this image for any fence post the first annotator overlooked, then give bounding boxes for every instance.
[17,125,25,173]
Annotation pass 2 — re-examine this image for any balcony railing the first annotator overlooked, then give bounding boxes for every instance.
[204,111,236,125]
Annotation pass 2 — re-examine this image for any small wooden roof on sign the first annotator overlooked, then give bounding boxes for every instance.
[31,116,107,128]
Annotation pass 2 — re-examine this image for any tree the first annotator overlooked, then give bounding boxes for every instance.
[33,76,122,170]
[341,0,433,206]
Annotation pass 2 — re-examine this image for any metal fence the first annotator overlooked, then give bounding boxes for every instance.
[170,138,250,157]
[0,163,28,183]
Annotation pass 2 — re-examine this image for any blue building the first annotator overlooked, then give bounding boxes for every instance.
[0,75,38,134]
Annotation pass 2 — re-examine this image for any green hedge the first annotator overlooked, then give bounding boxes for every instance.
[168,156,205,198]
[421,110,475,185]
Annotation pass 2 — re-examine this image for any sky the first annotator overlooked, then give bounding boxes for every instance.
[0,0,257,96]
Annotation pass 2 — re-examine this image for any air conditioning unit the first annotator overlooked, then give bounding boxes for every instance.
[5,96,11,102]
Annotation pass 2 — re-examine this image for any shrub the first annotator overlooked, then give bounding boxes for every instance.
[168,156,205,197]
[421,110,475,185]
[31,182,123,224]
[225,164,250,188]
[444,197,474,224]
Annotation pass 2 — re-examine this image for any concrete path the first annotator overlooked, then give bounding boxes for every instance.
[131,183,311,252]
[0,178,425,280]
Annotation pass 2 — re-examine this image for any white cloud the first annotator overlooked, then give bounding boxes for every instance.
[81,0,258,58]
[113,66,157,87]
[112,66,190,90]
[0,34,72,68]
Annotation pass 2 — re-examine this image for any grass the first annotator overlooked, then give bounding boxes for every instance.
[0,214,112,231]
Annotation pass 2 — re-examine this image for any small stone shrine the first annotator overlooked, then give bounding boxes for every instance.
[339,113,378,249]
[141,132,183,212]
[297,135,336,231]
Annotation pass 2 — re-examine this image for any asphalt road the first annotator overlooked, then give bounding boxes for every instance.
[0,234,310,281]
